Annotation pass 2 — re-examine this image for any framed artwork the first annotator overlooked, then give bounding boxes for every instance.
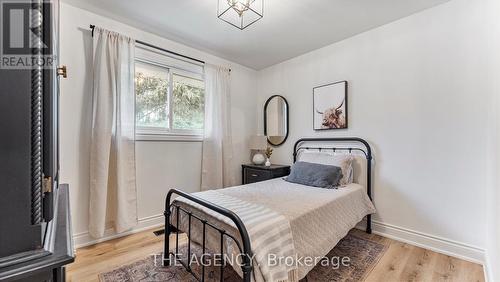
[313,80,348,130]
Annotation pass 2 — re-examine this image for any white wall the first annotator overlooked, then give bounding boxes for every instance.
[59,2,258,246]
[485,0,500,279]
[257,0,497,263]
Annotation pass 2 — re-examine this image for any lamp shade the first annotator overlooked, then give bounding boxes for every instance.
[249,135,267,150]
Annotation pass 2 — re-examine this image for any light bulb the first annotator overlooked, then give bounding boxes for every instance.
[227,0,255,16]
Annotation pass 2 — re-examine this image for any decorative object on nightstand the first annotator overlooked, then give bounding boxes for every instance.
[264,147,273,167]
[249,135,267,165]
[242,164,290,185]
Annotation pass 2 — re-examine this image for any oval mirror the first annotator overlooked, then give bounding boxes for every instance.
[264,95,289,146]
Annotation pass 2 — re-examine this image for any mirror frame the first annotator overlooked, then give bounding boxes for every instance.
[264,95,289,147]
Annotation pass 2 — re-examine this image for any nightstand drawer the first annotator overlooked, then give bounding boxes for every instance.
[244,168,272,184]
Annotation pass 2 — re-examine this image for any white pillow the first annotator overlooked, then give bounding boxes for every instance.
[298,151,354,186]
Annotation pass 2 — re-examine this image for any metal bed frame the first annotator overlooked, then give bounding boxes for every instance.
[164,137,373,282]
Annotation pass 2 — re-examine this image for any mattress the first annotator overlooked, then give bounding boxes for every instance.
[171,178,376,281]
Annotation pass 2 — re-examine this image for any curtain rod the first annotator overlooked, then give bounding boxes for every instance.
[90,25,232,72]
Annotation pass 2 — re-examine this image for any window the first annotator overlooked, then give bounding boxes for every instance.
[134,49,205,141]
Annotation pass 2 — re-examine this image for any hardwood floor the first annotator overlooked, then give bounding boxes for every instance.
[67,228,484,282]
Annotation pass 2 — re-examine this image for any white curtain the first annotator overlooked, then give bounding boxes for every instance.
[89,27,137,238]
[201,65,235,191]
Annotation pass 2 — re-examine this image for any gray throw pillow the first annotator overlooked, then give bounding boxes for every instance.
[285,161,343,188]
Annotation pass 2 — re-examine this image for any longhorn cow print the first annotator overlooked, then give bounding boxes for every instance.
[316,99,346,129]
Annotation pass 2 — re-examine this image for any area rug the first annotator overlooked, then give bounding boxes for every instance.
[99,231,388,282]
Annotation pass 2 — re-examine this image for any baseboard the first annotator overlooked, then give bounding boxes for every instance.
[73,214,164,248]
[356,220,485,265]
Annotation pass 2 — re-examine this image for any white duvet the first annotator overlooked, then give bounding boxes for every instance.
[172,178,376,281]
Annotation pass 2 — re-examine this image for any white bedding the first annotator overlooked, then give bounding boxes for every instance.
[172,178,376,281]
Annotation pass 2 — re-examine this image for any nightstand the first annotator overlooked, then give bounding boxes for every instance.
[242,164,291,185]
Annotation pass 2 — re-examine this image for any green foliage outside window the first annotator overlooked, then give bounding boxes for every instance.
[135,70,204,131]
[172,75,204,130]
[135,72,169,127]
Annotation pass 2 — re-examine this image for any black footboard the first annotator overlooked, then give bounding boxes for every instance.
[164,189,253,282]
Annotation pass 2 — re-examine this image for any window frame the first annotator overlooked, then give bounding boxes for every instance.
[134,50,205,142]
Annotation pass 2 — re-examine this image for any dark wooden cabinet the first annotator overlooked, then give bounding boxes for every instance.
[0,0,74,280]
[0,185,74,282]
[242,164,290,184]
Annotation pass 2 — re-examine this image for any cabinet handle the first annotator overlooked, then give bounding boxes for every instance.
[57,65,67,78]
[251,174,258,177]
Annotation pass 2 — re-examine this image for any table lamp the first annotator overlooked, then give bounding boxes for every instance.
[249,135,267,165]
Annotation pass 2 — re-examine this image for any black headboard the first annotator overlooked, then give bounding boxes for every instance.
[293,137,373,233]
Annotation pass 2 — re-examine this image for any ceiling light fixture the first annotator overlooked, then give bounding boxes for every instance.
[218,0,263,30]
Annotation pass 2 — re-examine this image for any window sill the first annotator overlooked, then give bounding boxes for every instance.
[135,133,203,142]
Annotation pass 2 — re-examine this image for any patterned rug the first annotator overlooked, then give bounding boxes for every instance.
[100,231,388,282]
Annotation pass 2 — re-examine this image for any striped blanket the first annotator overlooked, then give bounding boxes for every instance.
[175,190,298,282]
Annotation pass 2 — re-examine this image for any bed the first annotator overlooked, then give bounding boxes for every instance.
[163,137,376,282]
